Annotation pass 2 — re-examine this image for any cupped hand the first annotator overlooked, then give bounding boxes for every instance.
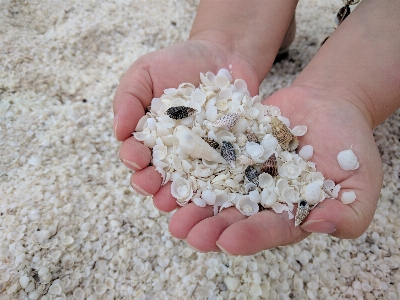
[167,86,382,255]
[113,40,262,210]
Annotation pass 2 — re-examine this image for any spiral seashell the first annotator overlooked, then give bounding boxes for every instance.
[245,166,259,186]
[270,117,299,151]
[221,141,236,167]
[212,113,241,131]
[202,137,219,149]
[294,199,310,227]
[173,125,226,164]
[245,126,258,143]
[166,106,197,120]
[260,154,278,177]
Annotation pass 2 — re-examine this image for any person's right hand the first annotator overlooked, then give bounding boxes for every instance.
[113,39,263,211]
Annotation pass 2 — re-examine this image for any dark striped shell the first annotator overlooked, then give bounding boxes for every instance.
[221,141,236,167]
[202,137,219,149]
[245,166,259,186]
[166,106,197,120]
[260,154,278,177]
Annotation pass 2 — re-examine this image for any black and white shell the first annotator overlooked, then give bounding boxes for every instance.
[166,106,197,120]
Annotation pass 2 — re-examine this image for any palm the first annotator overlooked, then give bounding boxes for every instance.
[166,87,382,255]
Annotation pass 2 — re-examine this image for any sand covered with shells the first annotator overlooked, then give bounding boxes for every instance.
[1,0,400,299]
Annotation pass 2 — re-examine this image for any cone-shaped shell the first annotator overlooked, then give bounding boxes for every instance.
[212,113,241,131]
[173,125,226,164]
[270,117,299,151]
[260,154,278,177]
[245,166,259,186]
[294,199,310,227]
[221,141,236,167]
[245,127,259,143]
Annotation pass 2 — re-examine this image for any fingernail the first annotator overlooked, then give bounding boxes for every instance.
[187,243,206,253]
[113,117,119,139]
[300,219,336,234]
[130,182,151,196]
[123,158,141,170]
[216,241,235,256]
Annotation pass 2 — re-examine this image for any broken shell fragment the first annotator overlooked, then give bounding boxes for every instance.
[260,154,278,177]
[337,148,359,171]
[270,117,299,151]
[221,141,236,167]
[166,106,198,120]
[295,200,310,227]
[245,166,259,186]
[212,113,242,131]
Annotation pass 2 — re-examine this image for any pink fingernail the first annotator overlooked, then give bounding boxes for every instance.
[216,241,235,256]
[300,219,336,234]
[113,117,119,139]
[130,182,151,196]
[123,158,141,170]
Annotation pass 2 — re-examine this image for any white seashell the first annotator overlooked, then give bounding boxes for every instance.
[216,130,236,144]
[217,68,233,82]
[224,276,240,291]
[341,191,356,204]
[225,179,240,190]
[234,79,247,92]
[191,89,206,106]
[173,125,226,164]
[205,106,218,122]
[48,283,62,295]
[231,118,248,134]
[171,177,193,205]
[323,179,335,190]
[19,274,30,289]
[258,173,274,188]
[260,134,278,150]
[299,145,313,161]
[271,202,289,214]
[291,125,307,136]
[193,197,207,207]
[219,88,232,101]
[304,182,324,205]
[236,196,259,216]
[332,184,341,198]
[337,149,359,171]
[244,106,260,119]
[249,190,261,203]
[73,288,85,300]
[268,105,281,116]
[245,182,258,193]
[246,142,263,157]
[219,201,234,212]
[260,188,278,208]
[202,190,216,205]
[281,186,297,205]
[215,74,231,89]
[280,161,303,179]
[94,283,107,295]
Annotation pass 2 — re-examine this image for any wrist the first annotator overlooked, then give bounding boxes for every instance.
[189,0,298,82]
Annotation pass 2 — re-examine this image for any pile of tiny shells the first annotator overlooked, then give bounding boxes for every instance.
[134,68,351,225]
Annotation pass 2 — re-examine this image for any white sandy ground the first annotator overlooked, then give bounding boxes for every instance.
[0,0,399,299]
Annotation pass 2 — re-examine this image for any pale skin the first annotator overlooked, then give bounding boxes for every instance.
[113,0,400,255]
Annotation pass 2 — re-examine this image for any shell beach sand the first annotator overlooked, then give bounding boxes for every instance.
[1,0,400,299]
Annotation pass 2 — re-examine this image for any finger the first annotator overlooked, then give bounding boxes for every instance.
[186,207,247,252]
[119,136,152,171]
[130,166,162,196]
[152,182,179,212]
[113,62,152,141]
[300,189,379,239]
[216,210,310,256]
[168,203,214,240]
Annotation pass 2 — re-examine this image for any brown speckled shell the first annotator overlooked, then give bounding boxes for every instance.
[260,154,278,177]
[212,113,241,131]
[245,127,259,143]
[270,117,298,151]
